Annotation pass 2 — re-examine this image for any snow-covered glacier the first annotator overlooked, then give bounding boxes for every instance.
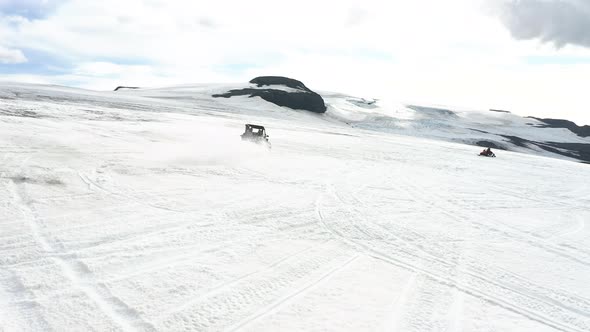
[1,82,589,331]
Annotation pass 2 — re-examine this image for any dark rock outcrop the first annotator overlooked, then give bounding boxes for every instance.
[475,141,505,150]
[114,86,140,91]
[468,128,590,163]
[500,134,590,163]
[212,76,326,113]
[250,76,311,91]
[528,117,590,137]
[546,142,590,163]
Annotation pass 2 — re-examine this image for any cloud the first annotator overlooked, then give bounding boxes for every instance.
[346,7,370,26]
[72,62,153,77]
[0,46,27,63]
[196,17,216,29]
[496,0,590,48]
[0,0,410,74]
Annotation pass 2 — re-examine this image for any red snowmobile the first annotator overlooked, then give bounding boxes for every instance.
[479,148,496,158]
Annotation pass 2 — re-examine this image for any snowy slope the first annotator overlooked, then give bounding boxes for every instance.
[323,94,590,163]
[1,82,590,332]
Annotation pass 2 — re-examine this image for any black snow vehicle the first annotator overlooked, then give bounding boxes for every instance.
[241,124,271,148]
[479,147,496,158]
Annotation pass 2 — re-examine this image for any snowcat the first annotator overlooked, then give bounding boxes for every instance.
[241,124,271,148]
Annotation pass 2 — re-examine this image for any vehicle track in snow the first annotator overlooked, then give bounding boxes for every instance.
[316,178,590,332]
[225,254,360,331]
[378,170,590,330]
[349,183,472,332]
[6,179,156,332]
[102,235,315,284]
[0,267,52,331]
[329,177,473,331]
[381,273,422,331]
[78,171,186,214]
[394,171,590,285]
[154,241,355,331]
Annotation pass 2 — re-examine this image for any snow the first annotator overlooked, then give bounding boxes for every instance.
[1,82,590,331]
[323,94,590,162]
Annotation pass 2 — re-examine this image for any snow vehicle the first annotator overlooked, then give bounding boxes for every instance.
[241,124,271,148]
[479,148,496,157]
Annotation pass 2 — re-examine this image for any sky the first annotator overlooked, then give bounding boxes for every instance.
[1,0,590,125]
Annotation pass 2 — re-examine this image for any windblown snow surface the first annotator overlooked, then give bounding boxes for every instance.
[1,82,589,332]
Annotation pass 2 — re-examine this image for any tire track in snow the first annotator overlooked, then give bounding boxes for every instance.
[332,179,473,331]
[315,185,590,332]
[547,217,586,241]
[154,241,330,322]
[381,273,420,332]
[104,236,302,284]
[375,177,590,330]
[8,180,155,332]
[427,176,590,265]
[383,173,590,290]
[449,259,467,332]
[155,242,350,331]
[398,176,590,306]
[0,269,52,331]
[225,254,360,332]
[78,171,185,213]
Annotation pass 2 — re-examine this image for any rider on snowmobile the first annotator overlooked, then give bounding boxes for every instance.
[481,147,494,156]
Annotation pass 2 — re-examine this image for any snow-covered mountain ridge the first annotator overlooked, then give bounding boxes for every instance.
[3,80,588,164]
[109,79,590,163]
[323,95,590,163]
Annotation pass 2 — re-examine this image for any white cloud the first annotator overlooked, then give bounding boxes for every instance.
[72,62,152,77]
[0,45,27,64]
[1,1,489,64]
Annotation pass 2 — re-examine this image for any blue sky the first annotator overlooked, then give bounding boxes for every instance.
[1,0,590,125]
[0,48,68,74]
[0,0,61,19]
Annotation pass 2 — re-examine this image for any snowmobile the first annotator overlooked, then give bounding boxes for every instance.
[479,148,496,158]
[241,124,271,149]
